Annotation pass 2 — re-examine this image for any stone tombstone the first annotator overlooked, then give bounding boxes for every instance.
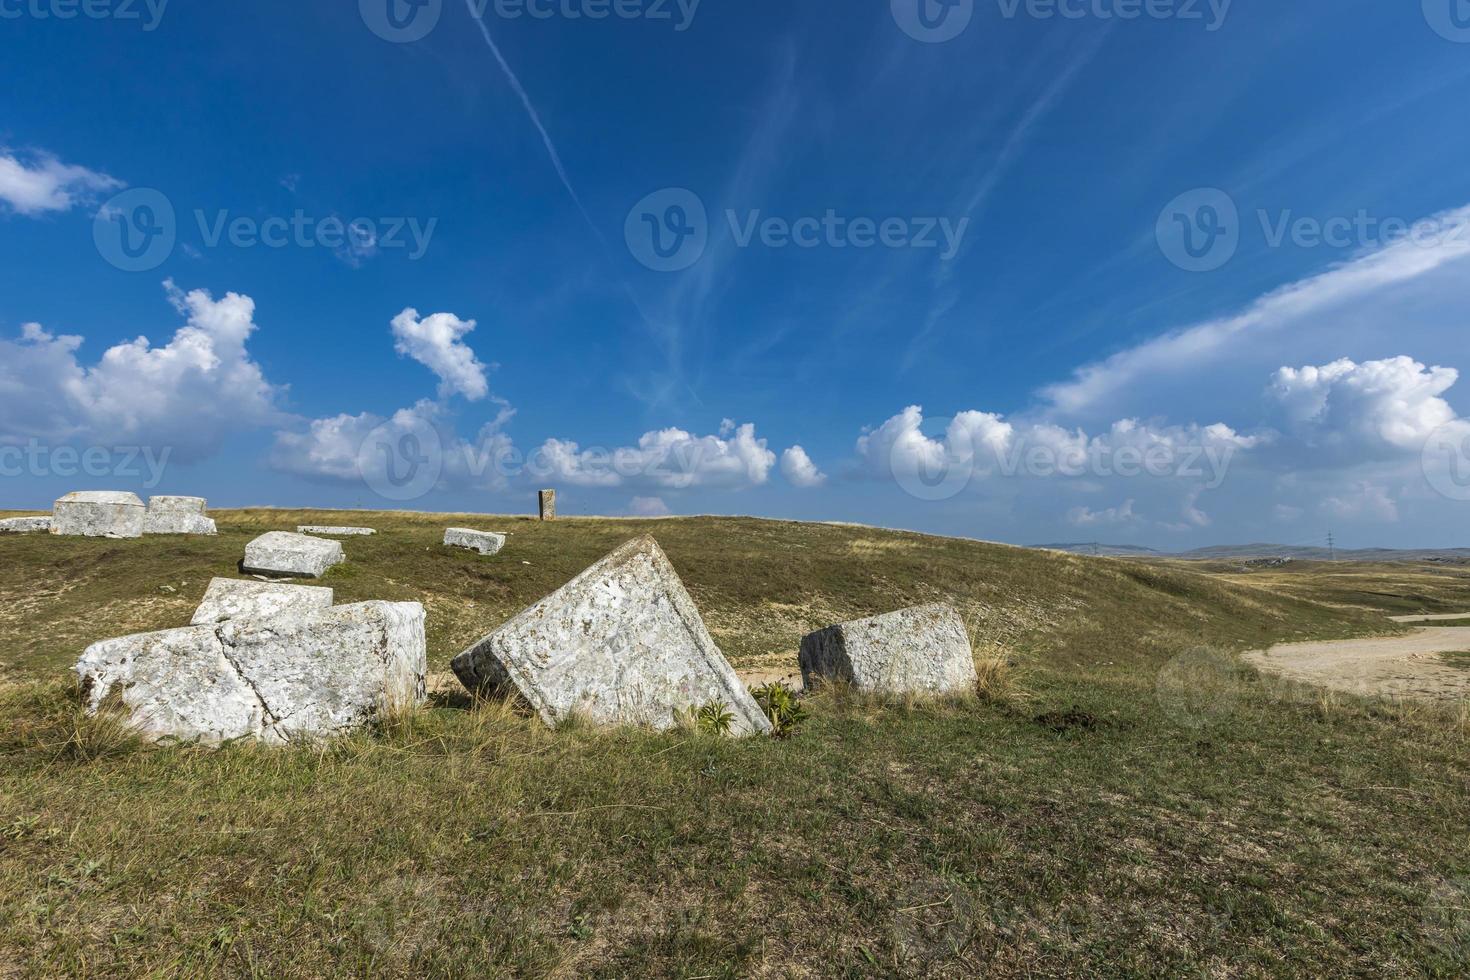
[241,531,345,578]
[76,601,427,745]
[452,535,770,736]
[444,528,506,556]
[298,526,376,537]
[144,496,217,535]
[799,603,979,696]
[51,491,146,538]
[538,489,557,521]
[191,577,335,626]
[0,517,51,534]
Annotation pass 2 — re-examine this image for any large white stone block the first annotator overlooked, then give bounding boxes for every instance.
[191,577,335,626]
[799,603,978,695]
[452,535,770,736]
[298,526,376,537]
[242,531,345,578]
[76,601,427,745]
[51,491,145,538]
[444,528,506,556]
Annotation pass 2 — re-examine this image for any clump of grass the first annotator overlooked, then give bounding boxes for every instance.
[750,681,808,738]
[972,640,1026,706]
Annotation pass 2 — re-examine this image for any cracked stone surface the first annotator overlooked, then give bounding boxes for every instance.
[799,603,978,695]
[298,526,376,536]
[444,528,506,556]
[242,532,345,578]
[452,535,770,736]
[191,577,335,626]
[143,496,217,535]
[0,517,51,534]
[51,491,145,538]
[76,601,427,745]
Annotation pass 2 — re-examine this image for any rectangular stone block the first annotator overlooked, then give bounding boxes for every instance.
[242,531,345,578]
[538,489,556,521]
[76,601,427,745]
[144,496,217,535]
[452,535,769,736]
[799,603,978,695]
[298,526,377,536]
[51,491,145,538]
[191,577,335,626]
[0,517,51,534]
[444,528,506,555]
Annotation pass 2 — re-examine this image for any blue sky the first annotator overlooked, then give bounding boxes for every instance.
[3,0,1470,549]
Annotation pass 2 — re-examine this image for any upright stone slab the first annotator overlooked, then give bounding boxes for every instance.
[242,531,345,578]
[538,489,556,521]
[452,535,770,736]
[444,528,506,556]
[76,601,427,745]
[51,491,145,538]
[298,526,376,537]
[799,603,978,695]
[0,517,51,534]
[143,496,217,535]
[191,577,335,625]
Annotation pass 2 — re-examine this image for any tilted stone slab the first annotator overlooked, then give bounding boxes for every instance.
[444,528,506,556]
[143,496,217,535]
[298,526,377,537]
[51,491,145,538]
[0,517,51,534]
[452,535,770,736]
[242,531,345,578]
[799,603,978,695]
[191,577,335,626]
[76,601,427,745]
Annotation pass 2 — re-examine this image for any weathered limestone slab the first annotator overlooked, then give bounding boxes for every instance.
[0,517,51,534]
[76,601,427,745]
[799,603,978,695]
[191,577,335,626]
[242,531,345,578]
[452,535,770,736]
[143,496,217,535]
[538,489,556,521]
[298,526,377,537]
[51,491,145,538]
[444,528,506,556]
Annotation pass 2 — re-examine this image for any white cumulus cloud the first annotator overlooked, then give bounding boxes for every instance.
[780,445,827,488]
[0,149,121,216]
[390,308,490,402]
[1269,356,1459,456]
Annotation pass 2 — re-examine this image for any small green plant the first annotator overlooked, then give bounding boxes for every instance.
[751,682,808,738]
[693,700,734,736]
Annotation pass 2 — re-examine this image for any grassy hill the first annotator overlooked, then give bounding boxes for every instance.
[1,510,1468,976]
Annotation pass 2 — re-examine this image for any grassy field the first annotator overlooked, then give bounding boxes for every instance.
[1,510,1468,976]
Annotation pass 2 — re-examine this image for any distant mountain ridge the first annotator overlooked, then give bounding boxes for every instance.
[1036,542,1470,562]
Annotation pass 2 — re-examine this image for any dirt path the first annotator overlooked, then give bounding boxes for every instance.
[1244,626,1470,701]
[1388,612,1470,623]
